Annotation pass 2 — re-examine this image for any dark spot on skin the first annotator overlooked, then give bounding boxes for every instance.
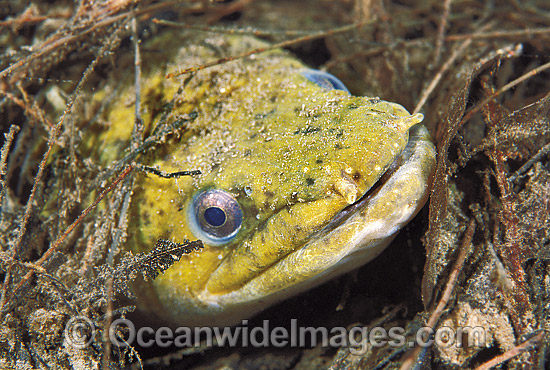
[347,103,358,109]
[178,206,184,212]
[335,143,342,149]
[270,96,277,103]
[328,128,344,138]
[316,159,323,164]
[213,102,223,115]
[294,126,321,135]
[353,172,361,181]
[244,149,252,156]
[306,178,315,186]
[255,109,275,120]
[295,225,302,232]
[158,209,164,217]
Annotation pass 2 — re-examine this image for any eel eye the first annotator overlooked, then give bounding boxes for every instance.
[189,189,243,245]
[302,69,350,93]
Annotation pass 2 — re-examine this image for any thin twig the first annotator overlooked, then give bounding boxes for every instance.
[460,60,550,126]
[413,22,494,114]
[79,236,96,277]
[486,115,532,333]
[102,276,114,370]
[33,270,77,314]
[0,89,54,128]
[0,7,70,29]
[33,165,135,265]
[107,188,133,267]
[427,219,475,326]
[166,22,369,78]
[106,10,143,268]
[324,39,426,70]
[0,164,135,317]
[153,18,318,36]
[433,0,453,66]
[0,1,195,80]
[205,0,253,24]
[0,125,20,210]
[17,83,54,129]
[400,219,475,370]
[473,332,544,370]
[98,113,197,183]
[9,20,128,260]
[0,266,12,311]
[446,27,550,41]
[509,142,550,183]
[131,14,144,147]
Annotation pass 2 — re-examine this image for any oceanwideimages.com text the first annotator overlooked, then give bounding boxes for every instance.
[65,316,487,354]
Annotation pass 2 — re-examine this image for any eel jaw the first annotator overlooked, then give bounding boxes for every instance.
[185,124,436,325]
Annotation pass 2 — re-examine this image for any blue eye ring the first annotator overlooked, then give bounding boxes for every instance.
[188,189,243,245]
[301,69,350,93]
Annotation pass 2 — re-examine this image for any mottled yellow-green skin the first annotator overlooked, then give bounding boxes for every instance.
[91,34,434,325]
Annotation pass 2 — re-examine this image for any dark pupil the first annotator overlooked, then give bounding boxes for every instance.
[204,207,226,227]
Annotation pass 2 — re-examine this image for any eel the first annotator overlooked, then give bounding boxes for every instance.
[90,34,436,326]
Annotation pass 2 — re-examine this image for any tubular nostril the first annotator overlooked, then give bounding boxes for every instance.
[334,172,360,204]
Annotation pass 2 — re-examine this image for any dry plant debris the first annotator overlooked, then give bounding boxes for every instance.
[0,0,549,369]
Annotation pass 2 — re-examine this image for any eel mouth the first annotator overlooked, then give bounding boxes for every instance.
[319,123,427,237]
[198,124,436,314]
